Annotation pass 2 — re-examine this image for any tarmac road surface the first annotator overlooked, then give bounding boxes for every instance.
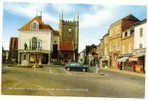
[2,64,145,98]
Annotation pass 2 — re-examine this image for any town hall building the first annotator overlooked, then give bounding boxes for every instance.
[18,15,59,66]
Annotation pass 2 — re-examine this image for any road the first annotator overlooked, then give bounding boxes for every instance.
[1,64,145,98]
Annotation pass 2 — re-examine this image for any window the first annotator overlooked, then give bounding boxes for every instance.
[31,21,39,30]
[139,43,143,48]
[105,48,108,56]
[38,42,40,49]
[122,45,125,54]
[32,37,37,50]
[24,42,28,50]
[109,30,112,36]
[122,33,124,38]
[118,42,120,47]
[125,32,128,37]
[140,28,143,37]
[128,43,132,53]
[110,43,112,52]
[130,30,134,36]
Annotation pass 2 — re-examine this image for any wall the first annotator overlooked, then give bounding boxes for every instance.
[134,22,147,49]
[18,30,52,51]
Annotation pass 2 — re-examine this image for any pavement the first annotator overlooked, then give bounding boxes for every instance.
[101,67,145,77]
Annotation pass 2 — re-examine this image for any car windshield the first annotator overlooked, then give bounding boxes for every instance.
[69,62,81,66]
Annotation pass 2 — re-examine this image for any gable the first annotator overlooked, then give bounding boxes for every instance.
[18,16,53,31]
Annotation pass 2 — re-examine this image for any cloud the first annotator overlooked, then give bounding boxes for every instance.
[4,3,57,23]
[51,3,74,13]
[2,38,9,50]
[80,5,119,28]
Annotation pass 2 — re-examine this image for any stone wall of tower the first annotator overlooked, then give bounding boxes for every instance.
[74,18,79,50]
[59,13,79,51]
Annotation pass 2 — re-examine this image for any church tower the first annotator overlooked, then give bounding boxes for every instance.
[59,12,79,62]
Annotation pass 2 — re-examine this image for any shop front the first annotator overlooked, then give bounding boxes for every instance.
[101,56,109,68]
[133,48,146,73]
[117,53,134,72]
[117,55,145,73]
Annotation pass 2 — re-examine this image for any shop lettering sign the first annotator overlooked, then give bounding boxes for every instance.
[128,57,138,61]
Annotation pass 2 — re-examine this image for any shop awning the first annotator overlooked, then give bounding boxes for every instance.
[117,57,128,62]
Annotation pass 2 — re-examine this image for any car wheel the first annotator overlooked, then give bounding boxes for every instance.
[67,68,70,71]
[82,68,86,72]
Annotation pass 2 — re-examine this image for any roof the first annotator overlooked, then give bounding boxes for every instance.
[40,24,53,30]
[53,30,59,36]
[134,19,147,26]
[60,41,73,51]
[103,33,109,38]
[18,16,53,31]
[109,14,140,30]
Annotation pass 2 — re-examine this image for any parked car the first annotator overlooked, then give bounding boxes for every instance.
[65,62,88,72]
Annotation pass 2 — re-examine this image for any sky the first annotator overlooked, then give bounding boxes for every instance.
[2,2,147,52]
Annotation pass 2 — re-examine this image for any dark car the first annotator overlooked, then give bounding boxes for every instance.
[65,62,88,72]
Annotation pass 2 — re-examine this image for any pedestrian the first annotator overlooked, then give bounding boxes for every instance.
[95,59,99,73]
[32,63,37,72]
[117,63,120,69]
[132,62,136,72]
[120,62,122,70]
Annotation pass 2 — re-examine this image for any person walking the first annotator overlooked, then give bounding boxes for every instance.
[120,62,123,70]
[95,59,99,73]
[32,63,37,72]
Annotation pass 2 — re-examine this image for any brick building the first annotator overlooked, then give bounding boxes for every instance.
[9,37,18,63]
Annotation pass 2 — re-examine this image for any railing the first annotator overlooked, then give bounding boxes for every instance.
[18,49,50,53]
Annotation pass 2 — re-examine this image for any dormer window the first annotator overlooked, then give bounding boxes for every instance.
[31,20,39,30]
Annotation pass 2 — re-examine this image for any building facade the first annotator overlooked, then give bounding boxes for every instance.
[59,13,79,64]
[101,33,110,68]
[133,19,147,72]
[118,26,135,71]
[108,14,139,69]
[18,16,58,66]
[9,37,18,63]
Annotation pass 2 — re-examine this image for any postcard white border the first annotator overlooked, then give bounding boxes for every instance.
[0,0,147,100]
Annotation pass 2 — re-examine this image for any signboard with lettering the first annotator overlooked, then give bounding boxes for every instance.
[128,57,138,61]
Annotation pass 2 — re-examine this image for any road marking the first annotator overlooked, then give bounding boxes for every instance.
[32,84,55,96]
